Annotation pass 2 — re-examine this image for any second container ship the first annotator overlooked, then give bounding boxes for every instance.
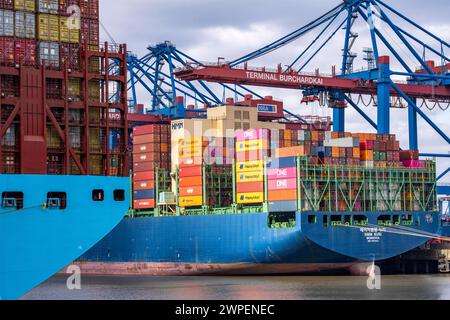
[78,97,440,275]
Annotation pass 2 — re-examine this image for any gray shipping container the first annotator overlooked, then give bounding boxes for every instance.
[0,10,14,37]
[15,12,36,39]
[38,0,59,14]
[39,42,60,67]
[324,137,360,148]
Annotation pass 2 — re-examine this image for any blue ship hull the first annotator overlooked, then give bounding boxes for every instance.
[80,211,440,275]
[0,175,130,300]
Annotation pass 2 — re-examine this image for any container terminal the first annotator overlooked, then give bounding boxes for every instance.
[1,0,450,299]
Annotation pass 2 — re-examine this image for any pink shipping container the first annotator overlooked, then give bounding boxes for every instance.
[267,167,297,180]
[401,160,426,169]
[268,178,297,191]
[235,129,270,142]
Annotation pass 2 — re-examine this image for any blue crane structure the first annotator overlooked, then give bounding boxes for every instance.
[126,41,268,119]
[174,0,450,186]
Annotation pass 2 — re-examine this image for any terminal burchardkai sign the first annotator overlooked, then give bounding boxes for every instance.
[245,71,324,85]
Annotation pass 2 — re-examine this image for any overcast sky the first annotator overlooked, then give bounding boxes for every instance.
[99,0,450,181]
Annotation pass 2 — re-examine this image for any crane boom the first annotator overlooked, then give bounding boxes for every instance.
[175,64,450,100]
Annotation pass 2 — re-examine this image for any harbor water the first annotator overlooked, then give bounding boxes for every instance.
[21,274,450,300]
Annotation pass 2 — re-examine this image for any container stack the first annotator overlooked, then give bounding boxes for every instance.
[132,124,171,210]
[178,163,203,207]
[203,137,235,166]
[235,129,270,205]
[267,157,298,212]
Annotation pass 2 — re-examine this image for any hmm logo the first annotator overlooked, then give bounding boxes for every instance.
[366,264,381,290]
[66,265,81,290]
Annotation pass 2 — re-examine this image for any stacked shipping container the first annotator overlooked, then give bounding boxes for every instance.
[235,129,270,205]
[133,124,171,209]
[267,157,298,212]
[0,0,128,176]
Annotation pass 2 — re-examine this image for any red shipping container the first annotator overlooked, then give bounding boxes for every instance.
[14,40,36,66]
[80,0,99,19]
[134,134,159,145]
[133,143,160,154]
[179,186,203,197]
[133,199,155,210]
[60,43,80,70]
[134,125,159,136]
[400,150,419,161]
[0,37,15,65]
[80,18,99,45]
[59,0,80,16]
[360,140,374,150]
[133,152,157,163]
[133,171,155,181]
[0,0,14,9]
[133,161,155,172]
[179,165,202,178]
[236,181,264,193]
[133,180,155,191]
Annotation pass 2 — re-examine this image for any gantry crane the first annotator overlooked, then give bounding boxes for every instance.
[174,0,450,183]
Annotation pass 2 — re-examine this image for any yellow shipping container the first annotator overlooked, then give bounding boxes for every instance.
[179,148,202,158]
[89,80,100,100]
[237,192,264,204]
[236,160,263,173]
[236,139,269,152]
[179,196,203,207]
[68,78,81,100]
[178,137,203,148]
[59,16,80,43]
[38,14,59,41]
[236,171,264,183]
[14,0,35,11]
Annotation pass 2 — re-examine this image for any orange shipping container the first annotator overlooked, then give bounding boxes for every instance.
[179,176,202,187]
[311,131,319,141]
[332,147,340,158]
[353,148,361,159]
[268,189,297,202]
[276,146,305,158]
[236,181,264,193]
[361,150,374,161]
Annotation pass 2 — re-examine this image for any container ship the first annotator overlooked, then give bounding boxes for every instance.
[79,96,440,275]
[0,0,130,299]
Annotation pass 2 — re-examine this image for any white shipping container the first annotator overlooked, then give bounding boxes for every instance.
[324,137,360,148]
[15,12,36,39]
[361,161,375,168]
[297,130,305,141]
[39,41,60,67]
[38,0,59,14]
[0,10,14,37]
